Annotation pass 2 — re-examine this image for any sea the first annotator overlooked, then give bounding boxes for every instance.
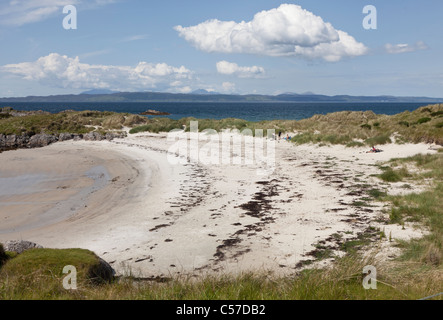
[0,102,436,122]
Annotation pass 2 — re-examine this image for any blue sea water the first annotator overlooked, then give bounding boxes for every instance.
[0,102,433,122]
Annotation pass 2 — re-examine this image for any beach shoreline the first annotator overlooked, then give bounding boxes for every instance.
[0,132,439,278]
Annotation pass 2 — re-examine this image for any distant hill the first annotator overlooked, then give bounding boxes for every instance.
[81,89,118,95]
[0,91,442,103]
[191,89,220,95]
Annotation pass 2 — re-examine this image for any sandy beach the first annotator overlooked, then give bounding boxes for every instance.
[0,131,438,278]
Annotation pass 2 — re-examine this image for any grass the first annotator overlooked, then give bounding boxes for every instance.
[0,245,8,268]
[128,104,443,147]
[1,250,440,300]
[0,110,148,136]
[379,154,443,268]
[0,248,113,299]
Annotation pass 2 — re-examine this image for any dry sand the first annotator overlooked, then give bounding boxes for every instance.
[0,132,439,278]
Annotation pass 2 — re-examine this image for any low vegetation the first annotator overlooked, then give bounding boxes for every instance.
[0,249,441,300]
[129,104,443,146]
[0,248,113,299]
[382,154,443,267]
[0,109,148,136]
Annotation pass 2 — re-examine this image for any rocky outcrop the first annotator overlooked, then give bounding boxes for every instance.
[0,241,115,283]
[84,131,104,141]
[0,133,57,149]
[83,131,127,141]
[2,240,43,254]
[58,133,74,141]
[88,257,116,284]
[28,134,58,148]
[105,132,127,141]
[0,134,30,150]
[0,131,127,152]
[140,109,170,116]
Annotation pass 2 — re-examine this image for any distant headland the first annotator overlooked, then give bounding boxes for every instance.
[0,91,442,103]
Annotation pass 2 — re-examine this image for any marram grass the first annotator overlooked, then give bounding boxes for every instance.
[0,251,441,300]
[129,104,443,146]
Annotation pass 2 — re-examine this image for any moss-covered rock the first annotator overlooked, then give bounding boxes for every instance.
[0,244,8,267]
[0,248,114,285]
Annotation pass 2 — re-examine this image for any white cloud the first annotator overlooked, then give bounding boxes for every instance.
[216,61,265,78]
[0,0,115,27]
[0,53,193,92]
[175,4,368,62]
[121,34,149,42]
[384,41,428,54]
[222,81,236,93]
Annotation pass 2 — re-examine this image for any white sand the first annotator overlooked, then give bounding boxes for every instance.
[0,133,439,278]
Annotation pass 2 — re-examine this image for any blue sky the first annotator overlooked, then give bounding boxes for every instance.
[0,0,442,97]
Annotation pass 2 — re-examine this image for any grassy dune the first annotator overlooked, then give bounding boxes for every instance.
[130,104,443,146]
[0,109,148,136]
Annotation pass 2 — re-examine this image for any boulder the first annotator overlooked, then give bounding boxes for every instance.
[140,109,170,116]
[28,134,57,148]
[2,240,43,254]
[105,132,127,141]
[58,133,74,141]
[88,257,116,283]
[84,132,104,141]
[5,134,17,148]
[0,106,13,113]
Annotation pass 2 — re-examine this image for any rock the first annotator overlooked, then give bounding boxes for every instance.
[2,240,43,254]
[58,110,76,114]
[105,132,127,141]
[0,106,13,113]
[73,134,83,141]
[88,257,116,283]
[0,244,7,265]
[140,109,170,116]
[59,133,74,141]
[0,134,30,149]
[5,134,18,148]
[84,132,104,141]
[28,134,57,148]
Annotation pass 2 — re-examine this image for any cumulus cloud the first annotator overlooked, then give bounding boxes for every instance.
[1,53,193,92]
[216,61,265,78]
[384,41,428,54]
[175,4,368,62]
[0,0,115,26]
[222,82,236,93]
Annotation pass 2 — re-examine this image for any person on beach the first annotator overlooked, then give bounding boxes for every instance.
[278,131,282,140]
[367,146,382,153]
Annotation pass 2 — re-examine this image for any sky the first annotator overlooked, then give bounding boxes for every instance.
[0,0,442,98]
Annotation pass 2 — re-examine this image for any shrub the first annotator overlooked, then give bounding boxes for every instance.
[346,141,365,148]
[398,121,410,127]
[123,114,148,127]
[416,117,431,125]
[365,135,392,146]
[360,124,372,130]
[0,244,8,267]
[435,122,443,129]
[379,168,402,182]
